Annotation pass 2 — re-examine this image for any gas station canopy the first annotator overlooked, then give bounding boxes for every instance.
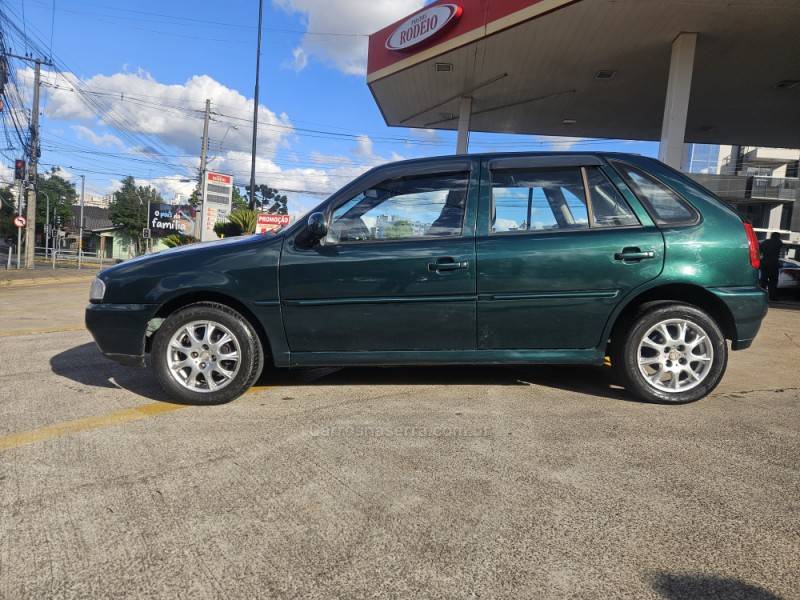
[367,0,800,151]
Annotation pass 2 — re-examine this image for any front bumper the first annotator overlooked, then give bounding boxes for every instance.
[709,286,768,350]
[85,303,158,367]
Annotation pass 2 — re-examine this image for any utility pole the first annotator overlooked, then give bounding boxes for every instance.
[249,0,264,210]
[15,179,23,269]
[198,98,211,240]
[24,60,41,269]
[5,53,54,269]
[77,175,85,269]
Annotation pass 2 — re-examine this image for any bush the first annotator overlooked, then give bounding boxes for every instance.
[162,234,198,248]
[214,220,243,238]
[228,209,258,235]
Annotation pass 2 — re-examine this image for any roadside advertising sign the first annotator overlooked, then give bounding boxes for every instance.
[149,204,197,237]
[13,215,26,228]
[256,213,291,235]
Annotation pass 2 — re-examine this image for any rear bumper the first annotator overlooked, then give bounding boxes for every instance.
[85,303,157,367]
[708,286,768,350]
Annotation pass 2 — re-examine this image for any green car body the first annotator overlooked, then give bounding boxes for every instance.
[85,152,767,402]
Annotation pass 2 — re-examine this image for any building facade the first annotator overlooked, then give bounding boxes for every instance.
[684,144,799,256]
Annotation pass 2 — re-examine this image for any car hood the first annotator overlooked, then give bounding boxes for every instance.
[99,234,273,279]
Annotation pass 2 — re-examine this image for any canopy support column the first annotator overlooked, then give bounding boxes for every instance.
[658,32,697,168]
[456,96,472,154]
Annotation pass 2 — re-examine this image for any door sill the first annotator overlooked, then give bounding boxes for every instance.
[288,348,604,368]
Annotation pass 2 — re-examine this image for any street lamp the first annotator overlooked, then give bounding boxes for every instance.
[40,190,51,258]
[51,194,66,269]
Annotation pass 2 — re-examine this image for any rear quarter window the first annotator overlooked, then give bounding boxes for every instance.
[611,161,699,226]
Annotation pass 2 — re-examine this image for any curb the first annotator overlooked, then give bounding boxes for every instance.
[0,275,95,289]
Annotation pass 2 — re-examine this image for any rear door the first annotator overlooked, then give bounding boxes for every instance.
[476,155,664,350]
[280,158,479,353]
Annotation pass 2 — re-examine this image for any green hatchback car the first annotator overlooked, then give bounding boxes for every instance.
[86,152,767,405]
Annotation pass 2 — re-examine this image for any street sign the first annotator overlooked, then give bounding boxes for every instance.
[256,213,291,235]
[13,215,26,228]
[201,171,233,242]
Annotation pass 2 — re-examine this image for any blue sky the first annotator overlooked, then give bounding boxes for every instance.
[4,0,658,214]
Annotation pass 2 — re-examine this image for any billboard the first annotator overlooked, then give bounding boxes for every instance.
[149,204,197,237]
[256,213,291,235]
[201,171,233,241]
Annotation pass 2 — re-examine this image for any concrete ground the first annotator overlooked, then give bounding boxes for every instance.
[0,281,798,600]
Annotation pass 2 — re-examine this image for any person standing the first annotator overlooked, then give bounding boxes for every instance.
[759,232,783,301]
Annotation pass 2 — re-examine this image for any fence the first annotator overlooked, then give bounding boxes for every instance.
[4,246,108,270]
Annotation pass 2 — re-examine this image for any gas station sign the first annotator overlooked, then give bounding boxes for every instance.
[200,171,233,241]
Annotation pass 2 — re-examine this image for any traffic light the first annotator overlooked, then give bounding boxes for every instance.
[14,159,25,181]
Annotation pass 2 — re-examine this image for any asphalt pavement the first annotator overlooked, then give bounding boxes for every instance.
[0,280,798,599]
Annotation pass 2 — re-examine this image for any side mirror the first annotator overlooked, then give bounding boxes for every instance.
[306,212,328,241]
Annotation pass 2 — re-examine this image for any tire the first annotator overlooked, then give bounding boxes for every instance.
[613,303,727,404]
[151,302,264,405]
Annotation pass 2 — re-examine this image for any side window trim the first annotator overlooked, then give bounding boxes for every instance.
[323,166,474,245]
[582,165,642,229]
[487,163,642,236]
[608,160,701,227]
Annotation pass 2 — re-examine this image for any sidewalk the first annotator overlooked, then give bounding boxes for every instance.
[0,265,101,289]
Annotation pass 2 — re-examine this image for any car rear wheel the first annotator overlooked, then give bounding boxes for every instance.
[615,303,727,404]
[152,302,263,404]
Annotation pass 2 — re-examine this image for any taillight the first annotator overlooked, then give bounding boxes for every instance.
[743,222,760,270]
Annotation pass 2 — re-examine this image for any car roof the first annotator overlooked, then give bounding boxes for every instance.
[363,151,650,174]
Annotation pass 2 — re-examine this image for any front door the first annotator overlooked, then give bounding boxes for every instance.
[476,155,665,350]
[280,158,478,354]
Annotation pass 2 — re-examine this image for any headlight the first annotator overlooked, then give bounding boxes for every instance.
[89,277,106,303]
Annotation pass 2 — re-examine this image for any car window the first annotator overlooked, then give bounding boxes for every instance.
[611,161,698,225]
[491,167,588,233]
[584,167,639,228]
[326,171,469,243]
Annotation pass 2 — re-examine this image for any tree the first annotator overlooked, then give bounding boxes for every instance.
[382,219,413,239]
[36,169,77,234]
[109,176,164,255]
[0,185,17,242]
[245,183,288,214]
[231,185,248,211]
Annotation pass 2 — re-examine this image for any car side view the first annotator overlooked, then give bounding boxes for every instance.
[85,152,768,405]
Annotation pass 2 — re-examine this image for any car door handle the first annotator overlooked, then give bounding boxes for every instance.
[428,258,470,272]
[614,248,656,262]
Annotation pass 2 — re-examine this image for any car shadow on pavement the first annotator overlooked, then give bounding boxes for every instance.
[50,342,176,403]
[51,343,634,405]
[651,572,782,600]
[264,363,634,402]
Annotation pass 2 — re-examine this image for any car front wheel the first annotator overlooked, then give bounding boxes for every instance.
[151,302,263,404]
[615,303,728,404]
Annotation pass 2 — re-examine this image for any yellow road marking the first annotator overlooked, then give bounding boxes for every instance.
[0,403,185,452]
[0,325,86,338]
[0,386,273,452]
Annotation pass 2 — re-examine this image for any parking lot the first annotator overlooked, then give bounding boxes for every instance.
[1,277,798,599]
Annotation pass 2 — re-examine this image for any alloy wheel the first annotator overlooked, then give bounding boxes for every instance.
[166,320,241,393]
[636,318,714,393]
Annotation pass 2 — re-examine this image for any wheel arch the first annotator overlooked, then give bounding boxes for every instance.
[605,283,737,351]
[146,291,274,363]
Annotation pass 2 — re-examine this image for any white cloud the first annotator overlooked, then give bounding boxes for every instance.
[274,0,424,75]
[39,68,293,161]
[19,66,405,211]
[535,135,590,151]
[72,125,125,149]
